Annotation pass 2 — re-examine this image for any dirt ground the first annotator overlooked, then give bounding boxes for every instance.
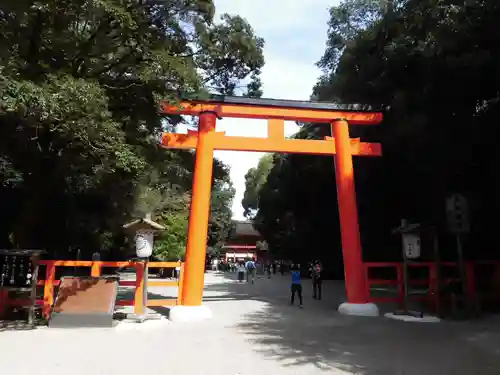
[0,271,499,375]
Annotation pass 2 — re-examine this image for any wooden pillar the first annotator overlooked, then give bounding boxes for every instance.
[181,111,217,306]
[43,261,56,319]
[332,119,368,304]
[91,261,102,277]
[134,261,145,315]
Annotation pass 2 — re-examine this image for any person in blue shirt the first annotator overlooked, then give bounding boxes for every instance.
[245,258,256,284]
[290,264,303,308]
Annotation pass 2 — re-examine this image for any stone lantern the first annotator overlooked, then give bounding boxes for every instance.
[123,213,165,322]
[123,213,165,259]
[386,219,440,323]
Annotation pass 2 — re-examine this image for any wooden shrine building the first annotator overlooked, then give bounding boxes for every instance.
[222,220,268,263]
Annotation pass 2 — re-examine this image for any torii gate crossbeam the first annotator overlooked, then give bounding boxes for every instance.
[161,95,383,321]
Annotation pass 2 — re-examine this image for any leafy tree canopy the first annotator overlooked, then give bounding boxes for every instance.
[0,0,264,258]
[242,154,273,219]
[251,0,500,272]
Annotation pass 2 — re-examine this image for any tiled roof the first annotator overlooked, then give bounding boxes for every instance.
[232,220,260,237]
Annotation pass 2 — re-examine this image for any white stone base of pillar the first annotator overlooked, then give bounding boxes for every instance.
[168,305,212,323]
[338,302,380,317]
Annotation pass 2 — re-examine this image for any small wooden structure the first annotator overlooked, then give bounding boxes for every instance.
[0,249,44,326]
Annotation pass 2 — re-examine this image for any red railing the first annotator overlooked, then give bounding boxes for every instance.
[365,260,500,310]
[1,260,184,318]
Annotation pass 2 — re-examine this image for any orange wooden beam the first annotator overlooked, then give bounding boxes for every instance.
[160,101,382,125]
[161,132,382,157]
[268,119,284,139]
[39,260,181,268]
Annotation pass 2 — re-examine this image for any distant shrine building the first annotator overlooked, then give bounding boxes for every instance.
[222,220,268,263]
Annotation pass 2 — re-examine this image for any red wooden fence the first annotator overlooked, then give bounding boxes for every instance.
[0,260,184,319]
[365,260,500,310]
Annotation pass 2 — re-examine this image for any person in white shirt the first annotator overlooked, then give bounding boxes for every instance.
[236,262,246,282]
[175,262,181,280]
[212,258,219,271]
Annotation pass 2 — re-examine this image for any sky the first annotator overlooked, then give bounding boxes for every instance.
[183,0,335,220]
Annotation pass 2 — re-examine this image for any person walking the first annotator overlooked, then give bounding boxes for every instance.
[245,258,256,284]
[279,261,285,276]
[236,261,246,282]
[311,260,323,300]
[212,258,218,272]
[175,261,181,280]
[266,262,272,279]
[290,264,303,308]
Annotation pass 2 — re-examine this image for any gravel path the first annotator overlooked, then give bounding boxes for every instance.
[1,272,499,375]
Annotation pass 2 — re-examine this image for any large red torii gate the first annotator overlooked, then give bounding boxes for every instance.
[161,95,383,321]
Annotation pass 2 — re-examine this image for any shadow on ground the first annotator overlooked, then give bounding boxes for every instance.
[204,272,500,375]
[0,319,39,331]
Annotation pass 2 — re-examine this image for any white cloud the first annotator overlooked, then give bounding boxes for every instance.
[213,0,334,37]
[207,1,335,219]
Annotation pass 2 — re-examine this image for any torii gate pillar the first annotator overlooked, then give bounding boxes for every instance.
[333,119,378,316]
[169,111,216,323]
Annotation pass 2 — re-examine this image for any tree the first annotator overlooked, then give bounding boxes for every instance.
[154,211,189,261]
[136,156,234,261]
[315,0,500,260]
[208,180,235,248]
[253,0,500,273]
[241,154,274,219]
[253,145,341,268]
[0,0,264,258]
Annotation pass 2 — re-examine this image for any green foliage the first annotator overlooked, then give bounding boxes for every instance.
[0,0,263,258]
[154,211,189,261]
[150,171,235,260]
[208,180,235,248]
[196,13,265,96]
[253,0,500,270]
[316,0,389,73]
[242,154,274,219]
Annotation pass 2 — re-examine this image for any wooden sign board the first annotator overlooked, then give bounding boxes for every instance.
[49,276,119,328]
[446,194,470,234]
[402,233,421,259]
